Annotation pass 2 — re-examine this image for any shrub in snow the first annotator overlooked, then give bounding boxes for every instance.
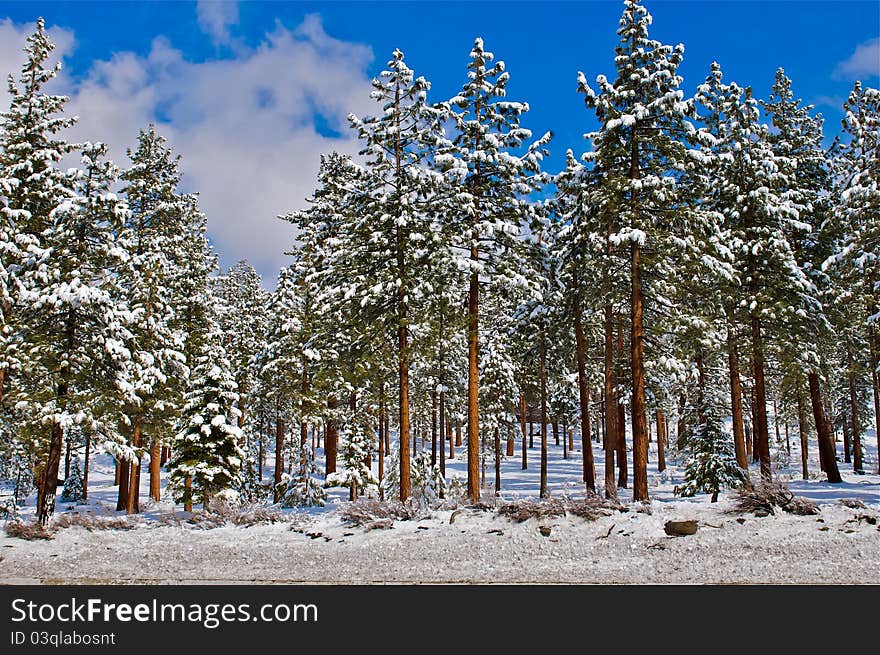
[326,415,378,501]
[277,470,326,508]
[60,459,85,503]
[679,408,746,502]
[411,451,446,507]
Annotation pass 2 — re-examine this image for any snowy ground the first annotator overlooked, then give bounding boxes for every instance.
[1,427,878,584]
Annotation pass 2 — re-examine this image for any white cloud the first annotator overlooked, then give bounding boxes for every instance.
[2,15,375,285]
[833,37,880,80]
[197,0,239,47]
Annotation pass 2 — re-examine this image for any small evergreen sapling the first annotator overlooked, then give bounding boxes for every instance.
[326,413,378,501]
[277,442,326,508]
[60,458,85,503]
[679,389,746,502]
[168,328,245,511]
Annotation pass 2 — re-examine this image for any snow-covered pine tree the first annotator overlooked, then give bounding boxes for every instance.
[824,82,880,473]
[693,62,825,481]
[553,151,605,492]
[60,457,85,503]
[579,0,702,501]
[168,321,245,511]
[438,37,550,501]
[23,143,133,524]
[326,399,378,501]
[117,125,189,513]
[0,18,77,411]
[678,361,745,502]
[257,265,303,502]
[215,260,270,492]
[162,193,218,501]
[479,294,520,496]
[323,49,450,502]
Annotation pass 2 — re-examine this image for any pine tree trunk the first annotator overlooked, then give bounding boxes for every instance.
[553,420,559,447]
[847,339,863,472]
[603,303,617,500]
[116,458,130,511]
[114,459,121,486]
[439,398,447,496]
[431,389,438,468]
[808,371,842,483]
[773,398,781,451]
[796,384,809,480]
[82,432,91,501]
[677,393,687,451]
[274,415,284,503]
[37,421,65,526]
[326,397,338,474]
[448,415,454,460]
[378,413,385,502]
[870,320,880,474]
[494,428,501,495]
[398,275,413,502]
[616,317,628,489]
[617,400,627,488]
[506,435,515,457]
[126,415,142,514]
[540,334,549,499]
[64,435,71,481]
[149,437,161,501]
[520,393,528,470]
[562,420,567,460]
[656,409,666,473]
[466,258,480,501]
[184,475,192,512]
[750,315,771,480]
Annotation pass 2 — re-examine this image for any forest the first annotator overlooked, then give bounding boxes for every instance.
[0,0,878,532]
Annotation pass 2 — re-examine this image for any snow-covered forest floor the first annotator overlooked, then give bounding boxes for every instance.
[1,430,878,584]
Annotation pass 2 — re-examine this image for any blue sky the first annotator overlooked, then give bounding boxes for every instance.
[1,1,877,283]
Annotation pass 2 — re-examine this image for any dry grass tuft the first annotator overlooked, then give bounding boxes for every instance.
[338,499,426,527]
[4,520,55,540]
[154,504,288,530]
[497,495,619,523]
[729,479,819,516]
[52,513,137,531]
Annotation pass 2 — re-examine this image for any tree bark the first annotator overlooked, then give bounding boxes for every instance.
[64,435,71,481]
[274,415,284,503]
[126,415,142,514]
[750,315,771,479]
[870,321,880,474]
[439,393,447,477]
[184,475,192,512]
[617,317,628,490]
[326,396,339,475]
[494,428,501,495]
[82,432,91,501]
[846,339,863,472]
[36,422,65,526]
[603,303,617,500]
[378,410,385,502]
[656,409,666,473]
[796,383,809,480]
[431,388,438,468]
[149,437,161,501]
[466,255,480,501]
[116,457,130,511]
[520,393,528,470]
[540,333,548,499]
[808,371,842,483]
